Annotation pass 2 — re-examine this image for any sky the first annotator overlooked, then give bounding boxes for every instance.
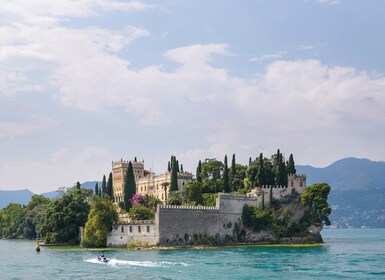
[1,0,385,193]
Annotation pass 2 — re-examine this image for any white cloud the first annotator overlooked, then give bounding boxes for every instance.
[0,0,154,25]
[0,116,57,138]
[250,51,288,62]
[318,0,342,5]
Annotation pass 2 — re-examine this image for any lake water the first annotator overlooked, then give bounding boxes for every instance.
[1,229,384,279]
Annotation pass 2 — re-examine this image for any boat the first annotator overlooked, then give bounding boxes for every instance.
[97,254,109,263]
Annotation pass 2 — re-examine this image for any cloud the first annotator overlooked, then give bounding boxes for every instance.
[250,51,288,62]
[0,146,112,193]
[0,0,154,25]
[0,116,58,138]
[318,0,342,5]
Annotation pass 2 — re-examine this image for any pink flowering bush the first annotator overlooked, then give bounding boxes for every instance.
[130,194,144,205]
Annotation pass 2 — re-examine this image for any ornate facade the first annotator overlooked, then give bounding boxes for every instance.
[112,158,193,203]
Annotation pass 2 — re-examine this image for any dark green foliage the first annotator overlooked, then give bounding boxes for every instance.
[94,183,99,196]
[223,155,230,193]
[0,203,26,238]
[286,154,296,175]
[182,181,204,205]
[107,172,113,201]
[101,175,107,197]
[128,204,154,220]
[230,154,236,190]
[242,205,272,231]
[40,188,90,245]
[196,160,202,183]
[23,195,50,239]
[170,156,178,192]
[124,161,136,212]
[166,191,182,205]
[76,181,81,189]
[273,149,287,186]
[82,195,118,248]
[201,159,223,193]
[301,183,332,226]
[202,193,218,207]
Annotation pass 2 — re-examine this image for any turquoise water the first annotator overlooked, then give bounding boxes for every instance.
[1,229,385,279]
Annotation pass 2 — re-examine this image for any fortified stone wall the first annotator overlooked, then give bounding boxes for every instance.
[157,205,220,246]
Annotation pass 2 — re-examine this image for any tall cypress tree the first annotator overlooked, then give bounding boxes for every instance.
[94,183,99,196]
[256,153,265,186]
[196,160,202,183]
[287,154,296,175]
[107,172,113,201]
[223,155,230,193]
[230,154,236,191]
[76,181,81,189]
[124,161,136,212]
[170,156,178,192]
[101,175,107,197]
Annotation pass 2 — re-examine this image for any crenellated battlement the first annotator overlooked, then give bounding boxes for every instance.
[158,205,218,211]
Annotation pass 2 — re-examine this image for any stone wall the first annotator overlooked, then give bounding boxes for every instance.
[157,205,220,246]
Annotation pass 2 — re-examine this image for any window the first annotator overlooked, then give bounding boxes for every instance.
[147,226,150,233]
[129,226,132,233]
[138,226,141,233]
[121,226,124,233]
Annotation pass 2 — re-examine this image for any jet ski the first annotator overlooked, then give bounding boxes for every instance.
[97,254,109,263]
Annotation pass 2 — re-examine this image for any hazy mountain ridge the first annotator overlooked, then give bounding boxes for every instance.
[0,181,100,209]
[297,158,385,228]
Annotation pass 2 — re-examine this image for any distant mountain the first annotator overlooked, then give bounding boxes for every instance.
[297,158,385,228]
[297,157,385,191]
[0,181,101,210]
[0,189,34,209]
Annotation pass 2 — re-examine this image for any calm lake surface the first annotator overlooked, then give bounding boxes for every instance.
[1,229,384,279]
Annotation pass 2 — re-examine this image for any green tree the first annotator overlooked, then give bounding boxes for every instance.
[128,204,154,220]
[0,203,26,238]
[40,188,91,244]
[223,155,230,193]
[82,195,118,247]
[107,172,113,201]
[76,181,81,189]
[256,153,265,186]
[286,154,296,175]
[201,159,223,193]
[170,156,178,192]
[182,181,204,205]
[301,183,332,226]
[94,183,99,196]
[124,161,136,212]
[24,195,51,239]
[230,154,236,190]
[196,160,202,183]
[101,175,107,197]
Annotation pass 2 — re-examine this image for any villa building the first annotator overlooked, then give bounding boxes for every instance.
[111,158,193,203]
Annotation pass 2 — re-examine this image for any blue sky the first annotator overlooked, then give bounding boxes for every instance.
[1,0,385,193]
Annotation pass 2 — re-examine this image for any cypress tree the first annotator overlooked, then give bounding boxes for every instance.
[107,172,113,201]
[269,186,273,208]
[256,153,265,186]
[167,161,171,172]
[170,156,178,192]
[176,160,180,172]
[76,181,81,189]
[262,191,265,210]
[287,154,296,175]
[223,155,230,193]
[124,161,136,212]
[230,154,236,191]
[101,175,107,197]
[94,183,99,196]
[196,160,202,183]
